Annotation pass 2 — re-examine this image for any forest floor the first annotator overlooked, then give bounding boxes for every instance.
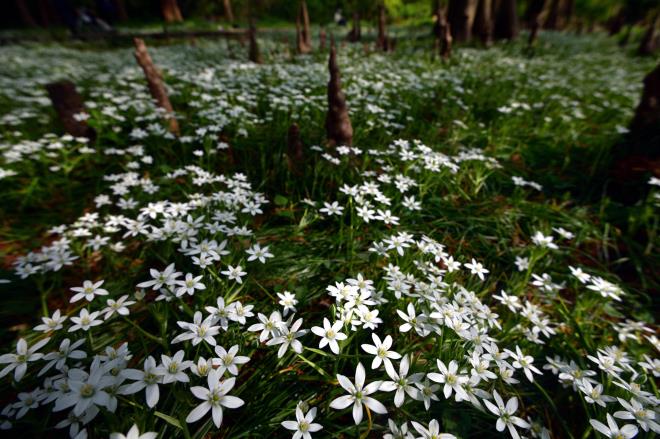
[0,29,657,438]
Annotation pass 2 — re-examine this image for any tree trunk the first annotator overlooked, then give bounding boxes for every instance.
[493,0,518,40]
[526,0,546,47]
[161,0,183,23]
[319,28,327,50]
[223,0,234,24]
[348,12,361,42]
[300,0,311,48]
[296,1,312,54]
[638,14,659,56]
[609,63,660,203]
[325,39,353,147]
[448,0,478,42]
[248,18,262,63]
[45,80,96,140]
[287,123,304,176]
[545,0,566,30]
[434,6,453,59]
[377,5,389,51]
[133,38,179,135]
[473,0,493,46]
[113,0,128,21]
[15,0,38,27]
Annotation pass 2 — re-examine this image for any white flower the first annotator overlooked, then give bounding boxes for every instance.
[213,345,250,376]
[411,419,456,439]
[267,318,307,358]
[281,403,323,439]
[110,424,157,439]
[361,333,401,370]
[415,378,440,410]
[119,356,164,408]
[483,390,531,439]
[246,243,274,263]
[70,280,109,303]
[161,350,193,384]
[136,263,181,290]
[69,309,103,332]
[172,311,220,346]
[531,231,558,250]
[427,359,469,401]
[379,355,423,407]
[101,295,135,320]
[55,360,114,416]
[614,397,659,433]
[186,370,244,428]
[278,291,298,316]
[590,413,638,439]
[569,266,591,283]
[175,273,206,297]
[221,265,247,284]
[191,357,214,377]
[0,337,50,381]
[311,318,347,355]
[514,256,529,272]
[319,201,344,216]
[34,309,68,332]
[40,338,86,375]
[329,362,387,424]
[507,346,542,382]
[463,258,489,280]
[247,311,284,342]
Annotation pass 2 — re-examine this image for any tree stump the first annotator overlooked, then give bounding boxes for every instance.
[295,3,312,55]
[133,38,179,135]
[325,40,353,147]
[45,80,96,140]
[287,123,304,175]
[248,19,263,63]
[348,12,361,42]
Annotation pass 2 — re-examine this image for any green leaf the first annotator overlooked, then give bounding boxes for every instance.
[155,411,183,430]
[274,195,288,206]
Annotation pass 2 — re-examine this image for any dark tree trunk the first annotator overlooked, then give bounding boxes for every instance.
[15,0,38,27]
[133,38,179,135]
[545,0,566,30]
[45,81,96,140]
[296,1,312,54]
[434,6,453,59]
[161,0,183,23]
[38,0,55,27]
[319,28,326,50]
[347,12,361,42]
[300,1,311,48]
[223,0,234,24]
[113,0,128,21]
[609,63,660,203]
[248,18,262,63]
[638,14,659,56]
[526,0,545,47]
[493,0,518,40]
[448,0,477,42]
[473,0,493,46]
[630,63,660,138]
[376,5,389,51]
[325,40,353,147]
[286,123,304,175]
[607,10,625,36]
